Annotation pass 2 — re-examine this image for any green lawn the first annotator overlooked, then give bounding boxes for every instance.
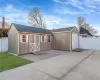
[0,52,32,72]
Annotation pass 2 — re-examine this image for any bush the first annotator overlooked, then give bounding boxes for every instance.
[0,28,9,38]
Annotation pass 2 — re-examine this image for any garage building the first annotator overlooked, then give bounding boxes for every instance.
[52,26,78,51]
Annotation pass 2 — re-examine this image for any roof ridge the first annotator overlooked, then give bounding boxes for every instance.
[53,26,75,29]
[12,23,47,30]
[51,26,76,32]
[12,23,52,34]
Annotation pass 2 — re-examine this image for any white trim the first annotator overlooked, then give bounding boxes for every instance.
[53,31,71,34]
[20,34,28,43]
[41,35,44,42]
[71,26,77,32]
[8,52,18,56]
[20,32,44,35]
[44,35,48,42]
[53,27,77,34]
[29,34,40,53]
[70,32,72,51]
[18,33,19,55]
[26,35,28,42]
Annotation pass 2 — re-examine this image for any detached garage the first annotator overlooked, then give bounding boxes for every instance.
[52,26,78,51]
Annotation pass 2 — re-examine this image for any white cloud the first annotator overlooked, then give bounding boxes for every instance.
[4,12,28,24]
[90,9,95,12]
[44,15,61,29]
[0,4,28,25]
[92,26,100,35]
[56,9,81,15]
[88,5,97,8]
[52,0,100,12]
[56,8,95,15]
[5,4,21,12]
[53,0,84,10]
[52,0,64,4]
[65,0,85,10]
[44,15,75,29]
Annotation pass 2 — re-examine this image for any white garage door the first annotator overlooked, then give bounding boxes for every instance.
[72,33,78,50]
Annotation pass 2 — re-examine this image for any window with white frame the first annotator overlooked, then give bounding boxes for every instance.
[20,34,28,42]
[42,36,44,42]
[41,36,44,42]
[48,35,50,42]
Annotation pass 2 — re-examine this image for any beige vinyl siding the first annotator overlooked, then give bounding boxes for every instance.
[54,32,71,51]
[19,33,53,54]
[8,25,19,54]
[40,35,53,51]
[40,42,52,51]
[19,34,29,55]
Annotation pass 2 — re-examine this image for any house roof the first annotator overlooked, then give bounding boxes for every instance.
[12,23,52,34]
[80,27,93,36]
[51,26,75,32]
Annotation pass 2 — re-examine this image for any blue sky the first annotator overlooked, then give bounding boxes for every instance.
[0,0,100,32]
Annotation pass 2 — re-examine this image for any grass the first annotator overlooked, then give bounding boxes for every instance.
[0,52,32,72]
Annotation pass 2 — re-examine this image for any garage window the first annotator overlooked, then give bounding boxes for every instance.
[41,36,44,42]
[48,35,50,42]
[20,34,28,42]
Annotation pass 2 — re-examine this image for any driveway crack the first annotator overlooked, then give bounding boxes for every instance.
[33,68,59,80]
[58,50,96,80]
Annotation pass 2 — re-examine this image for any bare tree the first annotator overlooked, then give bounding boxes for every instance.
[28,7,46,28]
[77,16,85,49]
[83,24,98,36]
[90,28,97,36]
[77,16,98,38]
[77,16,86,30]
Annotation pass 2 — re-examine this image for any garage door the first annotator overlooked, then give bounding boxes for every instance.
[72,33,78,50]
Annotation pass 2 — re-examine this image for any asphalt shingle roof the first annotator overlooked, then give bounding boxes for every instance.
[51,26,75,32]
[80,27,93,36]
[12,23,52,34]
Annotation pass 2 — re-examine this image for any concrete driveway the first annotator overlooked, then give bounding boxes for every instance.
[20,50,68,62]
[20,50,92,62]
[1,50,100,80]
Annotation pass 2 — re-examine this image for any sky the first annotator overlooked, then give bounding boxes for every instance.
[0,0,100,33]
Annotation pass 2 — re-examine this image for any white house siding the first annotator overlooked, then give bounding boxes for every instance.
[80,37,100,50]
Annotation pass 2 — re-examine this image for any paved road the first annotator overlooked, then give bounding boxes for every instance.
[1,50,100,80]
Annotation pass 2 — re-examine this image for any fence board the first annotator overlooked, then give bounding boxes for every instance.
[80,37,100,50]
[0,38,8,52]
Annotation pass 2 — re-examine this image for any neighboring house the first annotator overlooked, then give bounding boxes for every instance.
[8,23,53,55]
[52,26,78,51]
[80,27,93,37]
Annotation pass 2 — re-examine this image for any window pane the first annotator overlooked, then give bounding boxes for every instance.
[42,36,44,41]
[23,35,26,38]
[23,39,26,42]
[48,35,50,42]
